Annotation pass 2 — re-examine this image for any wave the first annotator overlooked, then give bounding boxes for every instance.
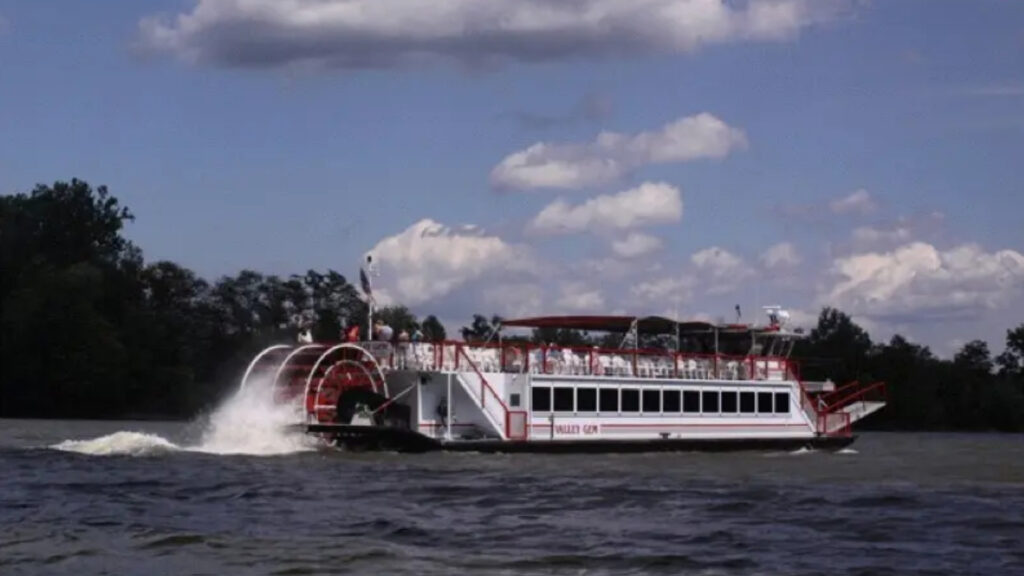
[51,371,320,457]
[52,431,181,456]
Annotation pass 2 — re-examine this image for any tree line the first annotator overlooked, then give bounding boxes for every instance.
[1,179,1022,430]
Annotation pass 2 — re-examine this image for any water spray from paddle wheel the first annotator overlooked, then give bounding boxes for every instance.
[239,343,401,427]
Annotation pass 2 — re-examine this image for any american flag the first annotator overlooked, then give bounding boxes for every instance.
[359,266,374,303]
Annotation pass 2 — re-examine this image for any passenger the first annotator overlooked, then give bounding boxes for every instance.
[411,328,423,342]
[297,328,313,344]
[378,323,394,342]
[346,324,360,342]
[398,329,410,342]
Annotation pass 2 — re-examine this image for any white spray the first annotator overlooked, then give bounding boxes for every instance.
[52,370,320,457]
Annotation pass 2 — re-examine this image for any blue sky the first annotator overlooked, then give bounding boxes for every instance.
[1,0,1022,355]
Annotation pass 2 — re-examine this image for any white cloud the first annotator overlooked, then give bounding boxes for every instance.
[823,241,1024,321]
[631,276,695,305]
[140,0,847,70]
[556,282,605,312]
[848,211,945,251]
[851,225,912,247]
[492,113,747,190]
[829,188,877,215]
[480,283,546,319]
[528,182,682,235]
[760,242,801,269]
[691,246,753,294]
[368,218,532,306]
[612,233,663,259]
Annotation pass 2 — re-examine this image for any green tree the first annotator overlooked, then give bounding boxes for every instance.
[0,263,129,417]
[461,314,501,342]
[421,315,446,341]
[996,324,1024,378]
[375,305,420,335]
[954,340,993,374]
[797,307,872,383]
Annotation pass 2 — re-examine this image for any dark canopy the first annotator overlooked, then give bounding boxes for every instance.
[500,315,715,335]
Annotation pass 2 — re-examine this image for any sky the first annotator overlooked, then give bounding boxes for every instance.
[1,0,1023,356]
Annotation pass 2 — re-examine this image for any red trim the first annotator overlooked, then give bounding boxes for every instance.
[532,422,808,429]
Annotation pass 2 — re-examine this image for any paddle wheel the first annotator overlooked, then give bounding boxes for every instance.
[240,342,396,426]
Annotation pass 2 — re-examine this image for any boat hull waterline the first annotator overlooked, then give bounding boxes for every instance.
[292,423,857,454]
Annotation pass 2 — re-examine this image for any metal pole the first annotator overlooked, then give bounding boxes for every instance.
[446,373,453,441]
[367,303,373,342]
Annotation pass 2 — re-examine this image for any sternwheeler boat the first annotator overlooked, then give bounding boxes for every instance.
[242,308,886,453]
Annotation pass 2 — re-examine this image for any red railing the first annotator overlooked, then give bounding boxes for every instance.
[383,340,800,383]
[455,345,528,440]
[820,381,886,413]
[795,378,887,437]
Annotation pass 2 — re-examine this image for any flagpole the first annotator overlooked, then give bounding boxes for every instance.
[361,254,377,342]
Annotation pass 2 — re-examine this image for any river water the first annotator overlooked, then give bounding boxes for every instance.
[2,408,1023,575]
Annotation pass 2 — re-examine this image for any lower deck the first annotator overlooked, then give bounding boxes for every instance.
[382,369,829,444]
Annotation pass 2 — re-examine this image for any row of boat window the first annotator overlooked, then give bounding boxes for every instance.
[528,386,791,415]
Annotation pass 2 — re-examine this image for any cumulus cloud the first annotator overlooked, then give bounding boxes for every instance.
[851,225,911,246]
[480,283,546,319]
[368,218,532,306]
[823,241,1024,321]
[631,276,695,305]
[612,233,663,259]
[140,0,847,70]
[775,188,881,222]
[492,113,747,190]
[691,246,753,294]
[760,242,801,269]
[556,282,606,312]
[528,182,682,235]
[829,188,878,215]
[847,211,945,251]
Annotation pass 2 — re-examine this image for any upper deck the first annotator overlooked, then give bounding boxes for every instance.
[378,312,805,383]
[383,340,796,382]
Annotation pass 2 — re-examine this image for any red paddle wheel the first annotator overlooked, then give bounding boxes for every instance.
[240,342,393,426]
[305,350,388,424]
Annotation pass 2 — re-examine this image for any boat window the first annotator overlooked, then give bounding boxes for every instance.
[510,393,521,408]
[774,392,790,413]
[642,389,661,413]
[702,390,720,413]
[740,391,756,413]
[683,390,700,413]
[599,388,619,413]
[721,391,738,413]
[757,392,773,414]
[577,388,597,412]
[532,386,551,412]
[621,388,640,412]
[663,389,681,413]
[553,387,574,412]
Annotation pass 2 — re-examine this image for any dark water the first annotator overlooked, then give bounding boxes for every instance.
[2,419,1023,575]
